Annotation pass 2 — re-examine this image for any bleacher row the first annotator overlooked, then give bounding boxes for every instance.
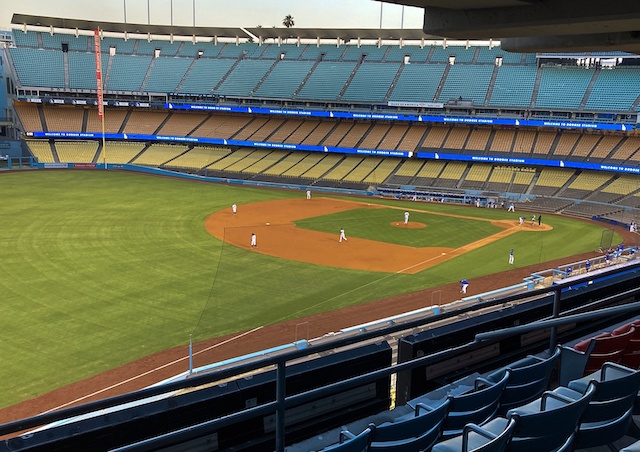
[8,30,640,111]
[15,103,640,164]
[296,319,640,451]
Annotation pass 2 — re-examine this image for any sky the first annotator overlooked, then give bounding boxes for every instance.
[0,0,424,30]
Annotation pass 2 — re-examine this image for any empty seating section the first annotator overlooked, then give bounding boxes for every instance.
[535,67,595,110]
[268,119,305,143]
[397,125,428,151]
[250,118,289,142]
[564,171,613,197]
[437,65,494,105]
[342,157,382,182]
[253,60,315,98]
[359,124,392,149]
[132,144,188,166]
[233,117,271,141]
[243,150,292,174]
[144,57,192,93]
[389,64,446,103]
[136,39,182,57]
[340,45,386,62]
[217,43,260,59]
[41,32,89,51]
[214,59,274,97]
[157,112,208,136]
[429,45,475,63]
[585,67,640,111]
[225,149,281,173]
[14,102,44,132]
[297,61,357,101]
[532,131,557,155]
[384,46,430,63]
[571,134,601,158]
[341,63,400,103]
[10,48,64,88]
[423,127,450,148]
[298,154,343,179]
[322,123,354,147]
[512,130,536,153]
[489,130,515,153]
[394,159,425,178]
[443,128,469,149]
[464,129,491,151]
[206,147,256,171]
[476,46,522,64]
[123,111,168,135]
[165,146,230,170]
[85,108,128,133]
[43,106,84,132]
[261,44,306,60]
[100,142,146,164]
[488,66,538,107]
[178,58,235,95]
[99,36,136,54]
[602,175,640,195]
[281,153,328,177]
[511,169,535,191]
[68,52,106,90]
[532,168,574,195]
[486,166,515,191]
[413,160,446,186]
[461,164,491,189]
[178,41,223,58]
[285,120,323,144]
[434,162,466,188]
[377,124,408,151]
[55,141,98,163]
[192,115,252,139]
[12,30,39,47]
[25,140,55,162]
[590,135,622,159]
[338,123,371,148]
[612,137,640,161]
[107,55,152,92]
[263,152,308,176]
[553,132,580,156]
[362,159,400,185]
[323,156,364,181]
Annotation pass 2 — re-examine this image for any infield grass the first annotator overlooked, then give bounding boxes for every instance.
[0,170,620,410]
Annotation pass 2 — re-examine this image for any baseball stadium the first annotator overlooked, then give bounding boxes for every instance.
[2,2,640,451]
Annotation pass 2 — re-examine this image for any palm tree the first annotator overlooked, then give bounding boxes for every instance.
[282,15,294,28]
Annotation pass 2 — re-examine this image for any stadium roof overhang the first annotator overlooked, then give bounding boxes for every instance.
[380,0,640,53]
[11,14,250,39]
[243,27,437,41]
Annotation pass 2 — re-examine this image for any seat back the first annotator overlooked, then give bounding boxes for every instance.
[442,371,509,436]
[373,398,449,443]
[507,382,596,452]
[575,329,635,375]
[320,426,373,452]
[494,347,561,412]
[469,417,517,452]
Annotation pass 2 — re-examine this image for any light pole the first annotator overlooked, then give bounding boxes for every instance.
[379,2,383,29]
[147,0,150,26]
[123,0,127,23]
[170,0,174,26]
[193,0,196,27]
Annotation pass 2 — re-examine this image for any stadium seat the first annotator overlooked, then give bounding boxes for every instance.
[564,327,635,377]
[431,416,517,452]
[554,362,640,449]
[480,346,561,413]
[613,320,640,368]
[475,381,596,452]
[368,398,449,451]
[434,371,510,438]
[317,425,374,452]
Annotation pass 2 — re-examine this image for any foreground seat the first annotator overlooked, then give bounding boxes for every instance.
[481,346,560,414]
[431,417,517,452]
[317,425,373,452]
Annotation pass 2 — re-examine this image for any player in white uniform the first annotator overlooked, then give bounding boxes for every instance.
[404,211,410,224]
[306,190,311,200]
[232,203,237,215]
[339,228,347,242]
[250,232,257,248]
[509,248,514,265]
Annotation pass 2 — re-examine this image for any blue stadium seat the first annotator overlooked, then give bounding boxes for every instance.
[368,398,449,451]
[317,425,373,452]
[431,416,517,452]
[480,346,561,413]
[554,362,640,449]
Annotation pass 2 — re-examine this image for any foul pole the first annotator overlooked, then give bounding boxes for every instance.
[94,29,106,169]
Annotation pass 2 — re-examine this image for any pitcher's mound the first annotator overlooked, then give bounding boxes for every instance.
[391,221,426,229]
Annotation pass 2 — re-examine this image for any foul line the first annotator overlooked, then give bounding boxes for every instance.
[43,326,264,414]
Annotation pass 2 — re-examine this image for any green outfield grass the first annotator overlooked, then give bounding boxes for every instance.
[0,170,620,410]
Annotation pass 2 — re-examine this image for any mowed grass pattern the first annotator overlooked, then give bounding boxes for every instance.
[295,208,503,247]
[0,170,618,409]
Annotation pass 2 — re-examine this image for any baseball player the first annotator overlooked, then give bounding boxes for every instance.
[509,248,514,265]
[306,189,311,200]
[508,203,515,212]
[404,211,409,224]
[339,228,347,242]
[232,203,237,215]
[250,232,257,248]
[531,214,536,226]
[460,279,469,294]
